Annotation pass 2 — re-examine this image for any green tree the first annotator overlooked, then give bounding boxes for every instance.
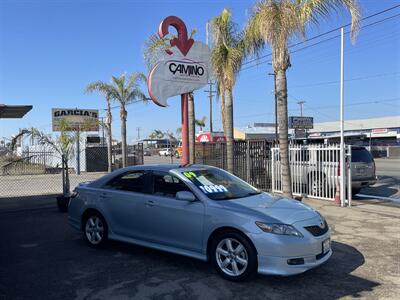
[85,82,114,172]
[149,129,164,139]
[211,8,245,173]
[195,116,207,131]
[89,73,147,168]
[244,0,360,197]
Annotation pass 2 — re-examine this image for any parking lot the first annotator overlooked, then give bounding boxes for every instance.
[0,196,399,299]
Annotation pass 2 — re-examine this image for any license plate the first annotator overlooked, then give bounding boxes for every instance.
[322,238,331,254]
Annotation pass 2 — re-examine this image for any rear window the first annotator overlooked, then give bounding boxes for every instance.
[352,148,373,163]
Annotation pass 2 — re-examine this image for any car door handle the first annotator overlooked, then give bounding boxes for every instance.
[145,200,156,207]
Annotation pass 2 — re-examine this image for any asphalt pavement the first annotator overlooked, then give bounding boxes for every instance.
[0,197,399,299]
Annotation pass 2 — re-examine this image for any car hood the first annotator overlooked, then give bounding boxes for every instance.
[221,193,318,224]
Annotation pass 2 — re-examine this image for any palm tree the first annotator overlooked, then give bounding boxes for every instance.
[244,0,360,197]
[149,129,164,139]
[85,82,114,172]
[195,116,207,131]
[211,8,245,173]
[90,73,147,168]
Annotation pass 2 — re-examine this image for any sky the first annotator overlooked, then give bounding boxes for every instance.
[1,0,399,143]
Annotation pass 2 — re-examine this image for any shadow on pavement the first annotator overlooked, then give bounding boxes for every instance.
[96,238,377,299]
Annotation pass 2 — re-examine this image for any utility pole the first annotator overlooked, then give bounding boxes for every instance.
[204,80,216,134]
[297,100,306,117]
[340,27,345,207]
[136,127,141,141]
[268,72,278,142]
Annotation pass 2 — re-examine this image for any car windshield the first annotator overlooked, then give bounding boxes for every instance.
[180,168,261,200]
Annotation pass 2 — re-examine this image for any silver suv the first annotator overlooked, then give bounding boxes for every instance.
[350,147,377,194]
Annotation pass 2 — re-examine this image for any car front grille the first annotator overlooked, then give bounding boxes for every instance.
[304,220,329,237]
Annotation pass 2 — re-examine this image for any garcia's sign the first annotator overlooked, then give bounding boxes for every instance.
[289,116,314,129]
[52,108,99,131]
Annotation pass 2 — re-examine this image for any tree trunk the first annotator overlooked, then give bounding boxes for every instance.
[225,88,234,173]
[188,92,195,164]
[64,159,70,196]
[120,104,127,168]
[106,99,113,172]
[276,69,292,198]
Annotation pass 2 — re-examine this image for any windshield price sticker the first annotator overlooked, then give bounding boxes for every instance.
[183,171,197,179]
[199,185,228,194]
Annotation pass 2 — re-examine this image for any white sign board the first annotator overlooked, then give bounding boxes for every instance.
[148,41,211,107]
[52,108,99,132]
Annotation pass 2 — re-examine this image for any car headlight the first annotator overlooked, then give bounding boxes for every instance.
[255,221,303,237]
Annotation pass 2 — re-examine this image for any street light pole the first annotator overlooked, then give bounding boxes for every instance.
[340,27,345,207]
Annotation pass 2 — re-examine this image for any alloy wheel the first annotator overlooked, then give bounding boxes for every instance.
[85,216,104,245]
[215,238,248,277]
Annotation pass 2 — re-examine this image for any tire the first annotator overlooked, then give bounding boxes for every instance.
[210,230,257,281]
[83,211,108,248]
[352,188,361,196]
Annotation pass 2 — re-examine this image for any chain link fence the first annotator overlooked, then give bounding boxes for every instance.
[0,144,143,201]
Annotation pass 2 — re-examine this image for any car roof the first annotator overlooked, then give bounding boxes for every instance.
[116,164,213,172]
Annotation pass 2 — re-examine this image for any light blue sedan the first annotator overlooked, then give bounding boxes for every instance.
[68,164,332,281]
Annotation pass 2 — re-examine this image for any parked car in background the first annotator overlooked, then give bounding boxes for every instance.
[158,148,172,156]
[143,148,152,156]
[288,146,376,196]
[68,164,332,281]
[350,147,377,195]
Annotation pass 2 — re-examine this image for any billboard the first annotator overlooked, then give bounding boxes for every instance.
[289,116,314,129]
[52,108,99,132]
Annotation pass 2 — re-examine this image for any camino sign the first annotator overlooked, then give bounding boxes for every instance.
[289,116,314,129]
[52,108,99,132]
[147,16,211,164]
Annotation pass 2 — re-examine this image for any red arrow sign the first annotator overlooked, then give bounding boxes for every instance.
[158,16,194,56]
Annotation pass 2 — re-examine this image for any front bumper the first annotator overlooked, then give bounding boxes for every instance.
[248,216,332,276]
[257,249,332,276]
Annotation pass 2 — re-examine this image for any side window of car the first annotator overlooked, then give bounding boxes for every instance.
[153,171,190,198]
[105,171,147,193]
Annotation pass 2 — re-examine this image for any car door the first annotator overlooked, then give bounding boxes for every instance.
[142,171,205,253]
[99,170,154,239]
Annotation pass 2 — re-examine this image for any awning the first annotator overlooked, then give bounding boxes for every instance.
[0,105,32,118]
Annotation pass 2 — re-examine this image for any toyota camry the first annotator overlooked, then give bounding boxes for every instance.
[68,164,331,281]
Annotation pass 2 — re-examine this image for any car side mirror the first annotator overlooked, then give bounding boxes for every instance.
[176,191,196,202]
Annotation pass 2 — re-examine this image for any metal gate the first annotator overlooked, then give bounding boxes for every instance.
[271,144,351,201]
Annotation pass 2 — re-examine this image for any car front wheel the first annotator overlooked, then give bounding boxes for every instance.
[83,212,107,248]
[210,231,257,281]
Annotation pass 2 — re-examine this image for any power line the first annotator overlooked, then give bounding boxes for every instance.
[290,71,400,89]
[241,4,400,68]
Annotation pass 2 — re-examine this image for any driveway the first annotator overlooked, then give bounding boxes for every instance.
[0,196,399,299]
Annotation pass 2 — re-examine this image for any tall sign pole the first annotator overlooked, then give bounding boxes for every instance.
[148,16,211,166]
[340,27,345,207]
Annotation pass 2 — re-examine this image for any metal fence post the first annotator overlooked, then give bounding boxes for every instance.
[246,140,250,182]
[347,145,352,207]
[271,148,275,193]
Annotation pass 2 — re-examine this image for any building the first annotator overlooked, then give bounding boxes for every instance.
[307,115,400,146]
[234,123,277,140]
